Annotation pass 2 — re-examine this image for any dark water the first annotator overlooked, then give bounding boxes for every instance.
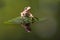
[0,0,60,40]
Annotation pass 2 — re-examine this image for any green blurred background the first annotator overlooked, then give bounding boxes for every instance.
[0,0,60,40]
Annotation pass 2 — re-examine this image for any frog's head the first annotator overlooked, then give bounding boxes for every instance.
[24,6,31,11]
